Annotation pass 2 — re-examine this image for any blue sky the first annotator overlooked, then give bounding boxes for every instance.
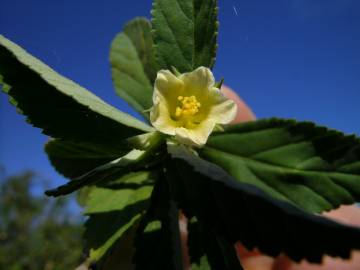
[1,0,359,191]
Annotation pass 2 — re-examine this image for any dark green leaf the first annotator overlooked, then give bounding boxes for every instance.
[167,144,360,263]
[133,174,184,270]
[188,220,243,270]
[193,0,219,69]
[45,139,127,178]
[201,118,360,213]
[151,0,218,73]
[215,235,244,270]
[45,149,150,197]
[84,171,154,262]
[86,212,141,264]
[96,221,138,270]
[0,35,152,147]
[110,19,155,119]
[46,130,165,197]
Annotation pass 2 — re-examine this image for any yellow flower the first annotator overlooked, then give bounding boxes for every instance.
[150,67,237,147]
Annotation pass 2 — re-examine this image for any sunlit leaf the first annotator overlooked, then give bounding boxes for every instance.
[151,0,218,72]
[110,18,156,119]
[202,118,360,213]
[123,17,159,83]
[84,171,155,262]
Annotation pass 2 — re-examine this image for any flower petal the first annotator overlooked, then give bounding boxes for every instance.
[150,70,185,135]
[208,87,237,124]
[175,120,216,147]
[180,67,215,95]
[154,70,184,104]
[150,97,177,135]
[150,67,236,147]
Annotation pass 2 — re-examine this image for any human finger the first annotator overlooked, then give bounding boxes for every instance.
[221,85,256,124]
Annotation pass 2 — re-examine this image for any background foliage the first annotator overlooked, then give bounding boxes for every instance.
[0,170,83,270]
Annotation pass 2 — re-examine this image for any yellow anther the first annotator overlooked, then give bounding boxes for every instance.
[175,95,201,118]
[175,107,183,117]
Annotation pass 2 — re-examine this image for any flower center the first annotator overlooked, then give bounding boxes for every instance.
[175,95,201,118]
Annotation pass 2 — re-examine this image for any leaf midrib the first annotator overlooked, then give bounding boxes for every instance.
[159,0,192,67]
[203,146,359,179]
[202,146,360,210]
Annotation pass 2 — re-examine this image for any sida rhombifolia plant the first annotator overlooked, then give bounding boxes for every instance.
[1,0,360,269]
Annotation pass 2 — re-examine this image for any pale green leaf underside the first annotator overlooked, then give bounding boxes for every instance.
[123,17,159,83]
[110,18,155,119]
[85,171,154,214]
[151,0,218,73]
[201,118,360,213]
[84,171,154,262]
[0,35,152,146]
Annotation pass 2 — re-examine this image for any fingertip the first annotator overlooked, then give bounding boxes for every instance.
[323,205,360,226]
[221,85,256,124]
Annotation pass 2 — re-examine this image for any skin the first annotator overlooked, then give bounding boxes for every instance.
[221,85,360,270]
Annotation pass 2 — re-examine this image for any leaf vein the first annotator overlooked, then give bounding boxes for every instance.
[159,1,191,65]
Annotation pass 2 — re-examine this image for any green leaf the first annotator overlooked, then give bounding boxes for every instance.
[85,171,155,214]
[193,0,219,69]
[126,131,164,151]
[167,144,360,263]
[86,212,141,264]
[46,129,165,197]
[188,220,243,270]
[45,131,164,182]
[201,118,360,213]
[123,17,159,84]
[84,171,155,262]
[45,149,151,197]
[96,221,138,270]
[191,257,211,270]
[110,18,155,119]
[133,175,184,270]
[45,139,127,178]
[0,35,153,147]
[151,0,218,73]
